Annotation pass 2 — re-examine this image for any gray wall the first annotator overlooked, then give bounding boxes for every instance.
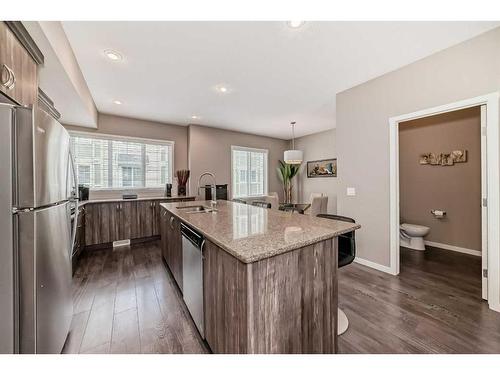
[65,116,289,201]
[293,129,338,213]
[188,125,288,200]
[336,26,500,267]
[399,107,481,251]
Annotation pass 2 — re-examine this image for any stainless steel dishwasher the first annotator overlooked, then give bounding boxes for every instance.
[181,223,205,338]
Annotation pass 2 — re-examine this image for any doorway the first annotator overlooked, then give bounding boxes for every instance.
[388,92,500,313]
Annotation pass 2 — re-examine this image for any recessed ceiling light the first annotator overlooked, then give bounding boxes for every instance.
[104,49,123,61]
[191,115,199,120]
[214,84,231,94]
[113,100,122,105]
[287,21,305,29]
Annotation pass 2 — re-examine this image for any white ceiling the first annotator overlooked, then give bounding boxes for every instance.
[62,21,499,139]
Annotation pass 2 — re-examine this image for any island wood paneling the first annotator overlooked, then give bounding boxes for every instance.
[249,238,337,353]
[203,237,338,354]
[203,240,248,353]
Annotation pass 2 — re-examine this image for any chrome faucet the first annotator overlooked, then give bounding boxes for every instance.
[197,172,217,208]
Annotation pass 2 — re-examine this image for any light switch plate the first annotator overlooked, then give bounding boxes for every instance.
[347,187,356,196]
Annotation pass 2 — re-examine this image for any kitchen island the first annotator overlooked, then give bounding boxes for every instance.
[159,200,360,354]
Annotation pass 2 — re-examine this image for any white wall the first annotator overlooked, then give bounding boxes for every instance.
[336,27,500,267]
[293,129,338,213]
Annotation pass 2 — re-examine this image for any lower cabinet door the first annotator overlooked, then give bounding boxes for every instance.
[85,203,120,245]
[119,201,138,240]
[160,208,169,262]
[153,201,162,236]
[137,201,154,238]
[163,211,183,291]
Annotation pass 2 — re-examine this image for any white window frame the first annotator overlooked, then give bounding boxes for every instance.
[69,131,175,191]
[230,145,269,199]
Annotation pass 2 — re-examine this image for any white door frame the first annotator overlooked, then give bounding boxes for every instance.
[389,92,500,313]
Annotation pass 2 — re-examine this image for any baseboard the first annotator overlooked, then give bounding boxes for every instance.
[489,301,500,313]
[354,257,395,275]
[424,241,481,257]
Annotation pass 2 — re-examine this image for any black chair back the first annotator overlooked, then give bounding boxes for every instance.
[317,214,356,268]
[251,201,271,209]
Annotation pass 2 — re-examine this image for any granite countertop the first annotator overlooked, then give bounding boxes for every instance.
[160,200,360,263]
[78,195,196,207]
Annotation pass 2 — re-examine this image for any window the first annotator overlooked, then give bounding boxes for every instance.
[70,132,173,189]
[77,165,90,185]
[231,146,268,198]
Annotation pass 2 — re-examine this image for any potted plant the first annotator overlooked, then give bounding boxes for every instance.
[277,160,300,204]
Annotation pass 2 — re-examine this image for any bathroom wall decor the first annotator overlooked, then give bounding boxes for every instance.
[451,150,467,163]
[419,150,467,166]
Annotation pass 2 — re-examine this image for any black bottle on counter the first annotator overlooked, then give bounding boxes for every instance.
[165,183,172,197]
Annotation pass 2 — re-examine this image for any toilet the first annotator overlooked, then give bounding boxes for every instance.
[400,223,430,251]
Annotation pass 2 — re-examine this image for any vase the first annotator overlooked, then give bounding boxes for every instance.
[283,182,293,204]
[178,184,186,196]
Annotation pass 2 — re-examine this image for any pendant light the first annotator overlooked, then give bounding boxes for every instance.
[284,121,303,164]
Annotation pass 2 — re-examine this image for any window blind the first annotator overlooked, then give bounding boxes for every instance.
[70,132,173,189]
[231,146,268,198]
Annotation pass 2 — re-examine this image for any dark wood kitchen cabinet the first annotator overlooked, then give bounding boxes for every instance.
[72,205,86,272]
[84,197,195,248]
[137,200,155,238]
[0,22,40,106]
[160,207,183,290]
[85,202,120,246]
[85,201,139,245]
[152,200,163,236]
[119,201,138,240]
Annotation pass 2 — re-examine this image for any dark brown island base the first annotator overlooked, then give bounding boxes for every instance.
[160,200,360,354]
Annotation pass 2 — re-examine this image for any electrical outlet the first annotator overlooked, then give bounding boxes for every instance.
[347,187,356,196]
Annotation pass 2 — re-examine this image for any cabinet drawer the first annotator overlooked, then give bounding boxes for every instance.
[0,22,37,106]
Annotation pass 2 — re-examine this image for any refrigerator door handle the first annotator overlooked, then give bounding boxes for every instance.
[69,149,78,200]
[68,149,79,254]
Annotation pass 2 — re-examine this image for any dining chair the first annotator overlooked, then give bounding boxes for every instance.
[308,196,328,216]
[265,194,279,210]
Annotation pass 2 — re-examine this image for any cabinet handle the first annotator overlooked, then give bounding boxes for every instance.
[7,66,15,90]
[1,64,15,90]
[169,216,174,229]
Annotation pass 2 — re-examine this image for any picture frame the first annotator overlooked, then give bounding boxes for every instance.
[307,158,337,178]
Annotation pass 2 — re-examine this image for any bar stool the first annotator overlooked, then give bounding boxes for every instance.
[317,214,356,335]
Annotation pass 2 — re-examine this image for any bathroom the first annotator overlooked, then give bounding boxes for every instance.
[398,106,483,296]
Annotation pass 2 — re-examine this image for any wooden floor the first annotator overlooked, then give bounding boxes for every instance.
[64,242,500,354]
[63,241,208,354]
[339,246,500,353]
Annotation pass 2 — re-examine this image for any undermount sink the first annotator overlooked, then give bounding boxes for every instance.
[176,205,217,214]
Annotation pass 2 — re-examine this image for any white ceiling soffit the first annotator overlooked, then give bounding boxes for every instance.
[62,21,499,139]
[23,21,97,128]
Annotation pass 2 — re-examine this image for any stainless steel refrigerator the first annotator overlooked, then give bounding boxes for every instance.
[0,103,77,354]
